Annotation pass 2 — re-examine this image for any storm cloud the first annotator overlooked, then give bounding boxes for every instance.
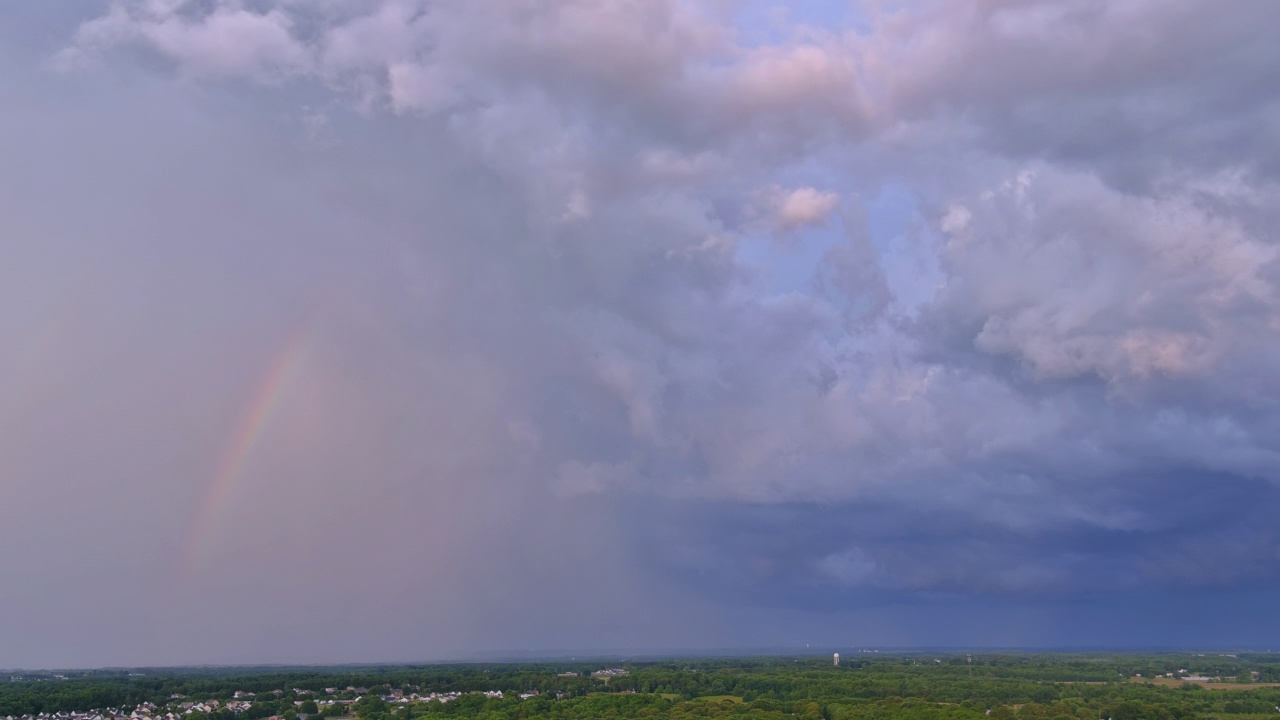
[1,0,1279,666]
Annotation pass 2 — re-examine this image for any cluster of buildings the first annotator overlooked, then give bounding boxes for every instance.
[0,688,536,720]
[6,711,129,720]
[315,689,509,708]
[2,706,192,720]
[1138,669,1265,683]
[3,671,607,720]
[1,699,255,720]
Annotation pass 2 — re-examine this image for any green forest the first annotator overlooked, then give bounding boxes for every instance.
[4,654,1280,720]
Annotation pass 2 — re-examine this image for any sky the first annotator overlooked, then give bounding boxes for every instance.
[2,0,1280,669]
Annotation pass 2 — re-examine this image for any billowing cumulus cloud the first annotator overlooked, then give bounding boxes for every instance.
[1,0,1279,666]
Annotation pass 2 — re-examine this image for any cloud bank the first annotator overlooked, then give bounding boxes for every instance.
[1,0,1279,665]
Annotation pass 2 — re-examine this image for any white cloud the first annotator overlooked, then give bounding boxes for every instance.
[759,185,841,234]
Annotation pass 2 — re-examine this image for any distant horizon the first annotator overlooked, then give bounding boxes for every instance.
[8,647,1280,674]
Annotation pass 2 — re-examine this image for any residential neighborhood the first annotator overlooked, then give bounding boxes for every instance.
[2,673,608,720]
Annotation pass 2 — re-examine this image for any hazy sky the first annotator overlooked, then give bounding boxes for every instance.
[3,1,1280,668]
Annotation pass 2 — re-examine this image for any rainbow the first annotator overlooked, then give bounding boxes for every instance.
[182,323,314,577]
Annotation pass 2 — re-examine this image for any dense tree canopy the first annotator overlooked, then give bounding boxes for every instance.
[4,654,1279,720]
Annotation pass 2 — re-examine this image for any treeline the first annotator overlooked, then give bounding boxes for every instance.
[3,654,1280,720]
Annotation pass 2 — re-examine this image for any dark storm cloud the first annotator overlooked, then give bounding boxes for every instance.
[638,471,1280,609]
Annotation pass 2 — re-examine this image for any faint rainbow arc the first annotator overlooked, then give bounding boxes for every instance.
[182,324,314,577]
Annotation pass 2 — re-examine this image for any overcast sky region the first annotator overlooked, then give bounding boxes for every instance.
[3,0,1280,668]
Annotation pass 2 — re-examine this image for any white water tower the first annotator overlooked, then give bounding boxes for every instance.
[834,653,840,666]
